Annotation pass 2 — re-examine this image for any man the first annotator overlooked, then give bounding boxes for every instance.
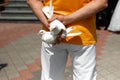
[27,0,107,80]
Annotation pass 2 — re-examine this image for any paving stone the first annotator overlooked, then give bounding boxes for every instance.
[0,23,120,80]
[0,77,8,80]
[0,70,8,80]
[29,72,41,80]
[19,69,34,80]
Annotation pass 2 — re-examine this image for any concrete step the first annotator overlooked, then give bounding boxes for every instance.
[5,6,30,10]
[0,0,37,22]
[1,10,34,16]
[10,0,26,1]
[5,4,28,8]
[0,16,38,22]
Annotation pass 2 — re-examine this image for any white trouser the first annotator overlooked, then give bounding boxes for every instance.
[41,42,97,80]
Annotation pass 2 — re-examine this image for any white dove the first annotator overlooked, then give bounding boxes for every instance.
[39,30,56,44]
[38,0,82,44]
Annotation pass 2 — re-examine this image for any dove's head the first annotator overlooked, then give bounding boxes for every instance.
[39,30,46,35]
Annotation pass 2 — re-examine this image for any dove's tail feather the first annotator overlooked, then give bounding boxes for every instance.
[67,32,82,37]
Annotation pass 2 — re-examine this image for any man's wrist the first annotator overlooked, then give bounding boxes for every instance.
[64,14,75,25]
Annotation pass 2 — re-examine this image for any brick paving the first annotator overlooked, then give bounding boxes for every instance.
[0,22,120,80]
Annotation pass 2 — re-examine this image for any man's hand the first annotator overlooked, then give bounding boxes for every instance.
[48,15,73,26]
[48,15,68,45]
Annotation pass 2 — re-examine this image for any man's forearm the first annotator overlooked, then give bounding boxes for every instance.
[27,0,48,27]
[64,0,108,24]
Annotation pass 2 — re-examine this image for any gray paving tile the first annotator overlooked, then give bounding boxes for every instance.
[29,72,41,80]
[0,70,8,80]
[0,77,8,80]
[5,65,19,80]
[97,33,120,80]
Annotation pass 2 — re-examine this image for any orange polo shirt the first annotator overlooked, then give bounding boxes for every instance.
[43,0,97,46]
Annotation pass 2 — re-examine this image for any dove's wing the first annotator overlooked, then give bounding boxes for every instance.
[49,0,54,18]
[65,27,82,37]
[66,27,73,34]
[42,6,51,18]
[42,0,54,19]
